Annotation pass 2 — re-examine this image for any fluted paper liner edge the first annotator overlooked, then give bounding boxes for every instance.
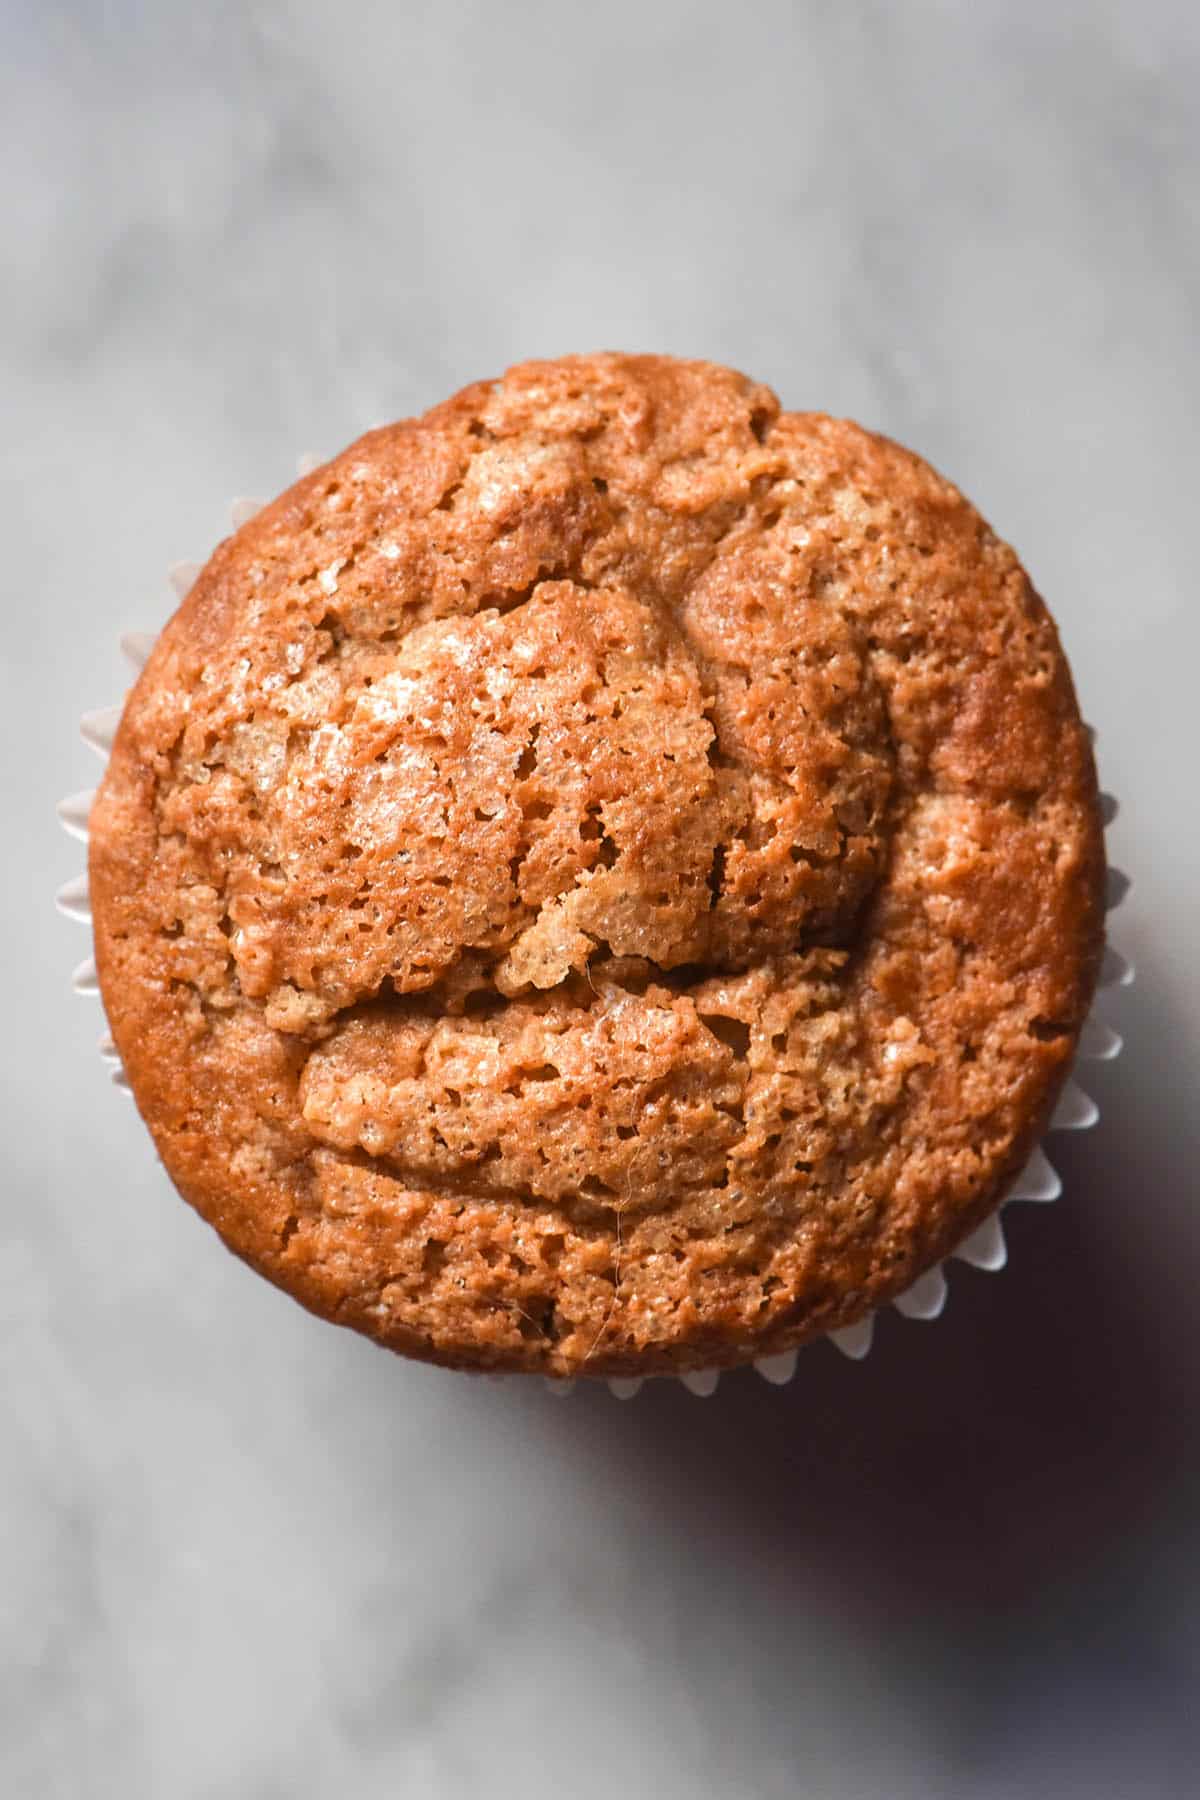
[59,484,1131,1398]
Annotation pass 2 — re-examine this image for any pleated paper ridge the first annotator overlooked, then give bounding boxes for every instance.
[59,503,1130,1399]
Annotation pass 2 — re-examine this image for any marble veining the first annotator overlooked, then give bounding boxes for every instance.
[5,2,1199,1795]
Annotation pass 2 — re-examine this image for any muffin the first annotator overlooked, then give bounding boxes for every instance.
[87,354,1106,1380]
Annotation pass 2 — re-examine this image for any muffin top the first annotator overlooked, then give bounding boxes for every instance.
[90,354,1105,1377]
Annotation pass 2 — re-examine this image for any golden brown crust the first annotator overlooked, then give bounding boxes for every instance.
[89,354,1105,1376]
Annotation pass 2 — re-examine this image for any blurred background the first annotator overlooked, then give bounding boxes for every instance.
[5,1,1198,1794]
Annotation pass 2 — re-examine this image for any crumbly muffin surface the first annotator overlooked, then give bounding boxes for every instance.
[90,355,1105,1375]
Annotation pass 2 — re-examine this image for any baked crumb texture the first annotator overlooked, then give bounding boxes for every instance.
[90,355,1105,1376]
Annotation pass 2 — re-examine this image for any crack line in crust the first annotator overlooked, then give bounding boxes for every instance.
[98,355,1103,1371]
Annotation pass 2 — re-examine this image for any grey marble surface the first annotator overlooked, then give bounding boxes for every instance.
[4,2,1199,1794]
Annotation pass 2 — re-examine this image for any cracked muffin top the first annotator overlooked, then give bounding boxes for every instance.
[89,354,1105,1378]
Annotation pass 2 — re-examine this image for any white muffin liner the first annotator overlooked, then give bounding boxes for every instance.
[58,486,1132,1399]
